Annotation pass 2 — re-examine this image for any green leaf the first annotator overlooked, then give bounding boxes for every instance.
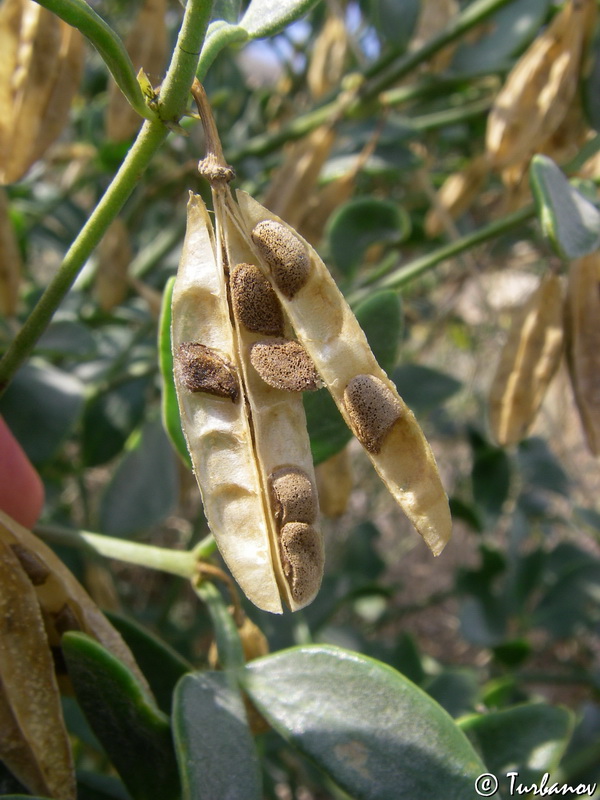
[239,0,319,39]
[470,433,511,524]
[452,0,551,72]
[530,155,600,259]
[460,704,574,795]
[241,645,486,800]
[173,671,262,800]
[32,0,153,122]
[328,197,409,279]
[99,419,179,536]
[517,437,569,497]
[36,320,97,358]
[392,364,462,415]
[424,669,479,719]
[62,632,180,800]
[0,361,84,465]
[304,291,402,463]
[82,376,150,467]
[106,612,192,715]
[158,276,192,469]
[372,0,420,50]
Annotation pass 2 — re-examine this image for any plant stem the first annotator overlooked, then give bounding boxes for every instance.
[0,0,212,396]
[347,204,536,305]
[35,523,198,579]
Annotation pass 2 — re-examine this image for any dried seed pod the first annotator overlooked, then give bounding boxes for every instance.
[172,193,322,612]
[236,191,451,556]
[424,155,489,238]
[105,0,168,141]
[279,522,324,606]
[230,262,285,336]
[251,219,311,298]
[0,187,22,315]
[410,0,459,73]
[175,342,239,401]
[0,0,84,184]
[250,339,321,392]
[485,0,595,170]
[0,536,76,800]
[565,253,600,454]
[307,16,349,100]
[0,509,150,690]
[489,273,564,446]
[94,217,132,311]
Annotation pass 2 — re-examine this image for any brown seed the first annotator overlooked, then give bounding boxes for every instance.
[250,339,321,392]
[279,522,324,605]
[52,603,82,636]
[269,467,318,526]
[10,543,50,586]
[343,374,402,454]
[230,262,284,336]
[175,342,239,401]
[251,220,311,298]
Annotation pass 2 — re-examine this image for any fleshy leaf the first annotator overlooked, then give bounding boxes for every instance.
[239,0,319,39]
[62,631,180,800]
[241,645,486,800]
[530,155,600,259]
[172,671,262,800]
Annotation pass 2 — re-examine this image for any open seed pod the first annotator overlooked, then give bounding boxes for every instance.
[0,0,84,184]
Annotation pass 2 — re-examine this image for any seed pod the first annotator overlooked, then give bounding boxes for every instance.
[565,253,600,454]
[236,191,451,557]
[485,0,595,170]
[172,193,323,612]
[0,0,84,184]
[105,0,168,141]
[424,155,489,238]
[488,273,564,447]
[307,16,349,100]
[0,187,22,315]
[315,448,353,518]
[94,218,132,311]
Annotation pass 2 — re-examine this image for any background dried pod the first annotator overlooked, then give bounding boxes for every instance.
[0,0,84,184]
[565,253,600,455]
[94,217,132,312]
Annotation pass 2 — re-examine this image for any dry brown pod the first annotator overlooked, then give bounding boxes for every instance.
[0,0,84,184]
[485,0,595,171]
[94,217,132,311]
[105,0,168,141]
[235,191,452,557]
[410,0,459,72]
[565,252,600,454]
[488,273,564,446]
[424,154,489,238]
[307,15,350,100]
[0,187,22,315]
[171,192,324,614]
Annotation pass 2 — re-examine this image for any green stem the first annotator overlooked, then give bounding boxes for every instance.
[35,523,197,578]
[348,204,536,304]
[0,0,212,396]
[194,580,245,670]
[196,21,249,81]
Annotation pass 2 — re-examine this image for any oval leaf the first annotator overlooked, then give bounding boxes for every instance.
[99,419,179,537]
[240,0,319,39]
[241,645,486,800]
[530,155,600,259]
[173,671,262,800]
[328,197,410,279]
[62,631,179,800]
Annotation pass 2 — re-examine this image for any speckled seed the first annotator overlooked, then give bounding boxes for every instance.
[175,342,239,401]
[230,262,285,336]
[10,544,50,586]
[250,339,321,392]
[343,374,402,454]
[269,467,317,526]
[251,220,311,299]
[52,603,82,636]
[279,522,324,605]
